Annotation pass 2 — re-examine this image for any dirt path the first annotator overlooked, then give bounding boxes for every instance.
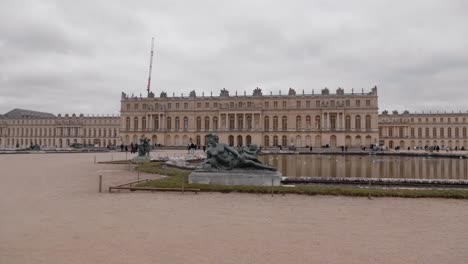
[1,152,468,264]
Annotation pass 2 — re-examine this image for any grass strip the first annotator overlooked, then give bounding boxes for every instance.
[136,162,468,199]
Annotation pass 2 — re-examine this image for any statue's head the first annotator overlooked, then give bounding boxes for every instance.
[206,133,219,145]
[249,144,258,151]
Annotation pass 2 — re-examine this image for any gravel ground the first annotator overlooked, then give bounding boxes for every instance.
[1,151,468,264]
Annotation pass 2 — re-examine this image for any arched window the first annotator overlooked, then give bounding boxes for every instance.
[264,135,270,147]
[175,117,180,131]
[365,115,371,130]
[330,115,336,130]
[183,117,188,130]
[126,117,130,130]
[246,135,252,145]
[154,116,159,130]
[134,117,139,130]
[213,117,218,130]
[197,117,202,131]
[205,117,210,131]
[282,116,287,131]
[273,116,279,130]
[247,115,252,129]
[463,127,467,138]
[345,115,351,130]
[282,135,288,146]
[306,115,311,128]
[315,115,321,129]
[237,115,243,130]
[142,117,147,130]
[237,135,243,146]
[229,115,235,129]
[448,127,452,138]
[355,115,361,130]
[455,127,459,138]
[273,135,279,146]
[296,115,301,130]
[166,117,172,130]
[264,116,270,131]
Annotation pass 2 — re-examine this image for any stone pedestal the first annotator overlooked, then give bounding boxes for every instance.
[132,155,151,163]
[189,169,282,186]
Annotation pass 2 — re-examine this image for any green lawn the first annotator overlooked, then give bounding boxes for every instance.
[136,162,468,199]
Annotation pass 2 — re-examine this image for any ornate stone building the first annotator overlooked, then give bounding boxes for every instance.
[378,110,468,149]
[3,87,467,150]
[0,109,120,148]
[119,86,380,148]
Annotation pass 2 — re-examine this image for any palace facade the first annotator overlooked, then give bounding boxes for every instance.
[119,87,379,148]
[378,110,468,150]
[0,109,120,148]
[2,86,467,150]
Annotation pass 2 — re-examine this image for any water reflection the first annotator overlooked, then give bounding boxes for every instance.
[259,154,468,179]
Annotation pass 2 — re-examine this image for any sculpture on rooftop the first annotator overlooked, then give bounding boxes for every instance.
[189,90,196,98]
[220,88,229,97]
[253,87,263,96]
[288,88,296,96]
[160,91,167,98]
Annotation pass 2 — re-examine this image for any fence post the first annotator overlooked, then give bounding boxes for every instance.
[99,175,102,193]
[182,174,185,194]
[368,178,372,200]
[271,175,274,197]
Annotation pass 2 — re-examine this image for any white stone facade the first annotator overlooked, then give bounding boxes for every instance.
[119,87,379,148]
[0,111,119,148]
[2,86,467,150]
[378,111,468,149]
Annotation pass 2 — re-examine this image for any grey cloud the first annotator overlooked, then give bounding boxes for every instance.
[0,0,467,115]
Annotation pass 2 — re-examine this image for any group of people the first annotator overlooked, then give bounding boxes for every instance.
[187,143,206,154]
[119,143,140,153]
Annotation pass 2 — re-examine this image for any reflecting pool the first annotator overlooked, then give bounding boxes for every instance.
[259,154,468,179]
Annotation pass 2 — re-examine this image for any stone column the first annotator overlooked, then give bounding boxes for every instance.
[243,114,247,131]
[339,113,343,130]
[323,113,328,130]
[234,114,238,130]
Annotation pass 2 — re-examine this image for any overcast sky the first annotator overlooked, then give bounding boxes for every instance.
[1,0,467,116]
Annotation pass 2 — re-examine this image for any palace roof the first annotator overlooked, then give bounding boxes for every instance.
[3,108,55,119]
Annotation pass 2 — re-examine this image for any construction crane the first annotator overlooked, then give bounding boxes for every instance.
[147,37,155,97]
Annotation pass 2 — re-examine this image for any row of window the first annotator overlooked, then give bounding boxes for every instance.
[2,127,118,138]
[125,115,373,131]
[380,127,468,138]
[5,119,119,125]
[381,117,467,124]
[126,99,373,111]
[4,138,118,147]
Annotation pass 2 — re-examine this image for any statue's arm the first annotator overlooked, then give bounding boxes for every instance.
[224,145,242,159]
